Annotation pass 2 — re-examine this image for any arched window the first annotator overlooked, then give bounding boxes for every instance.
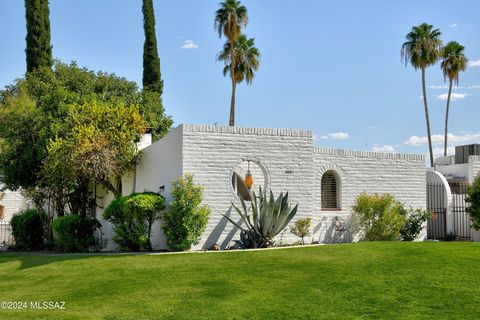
[321,171,340,210]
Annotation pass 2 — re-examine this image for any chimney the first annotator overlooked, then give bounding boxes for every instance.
[137,129,153,150]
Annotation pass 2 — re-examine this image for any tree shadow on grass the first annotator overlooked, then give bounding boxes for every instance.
[0,252,139,270]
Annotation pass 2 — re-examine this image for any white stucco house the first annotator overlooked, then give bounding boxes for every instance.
[94,124,427,251]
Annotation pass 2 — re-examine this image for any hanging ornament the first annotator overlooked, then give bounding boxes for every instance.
[245,160,253,189]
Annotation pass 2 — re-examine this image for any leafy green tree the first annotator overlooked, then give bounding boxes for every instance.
[441,41,468,156]
[0,91,46,190]
[218,35,260,88]
[47,100,145,198]
[214,0,248,126]
[466,176,480,230]
[25,0,52,72]
[401,23,442,167]
[162,174,211,251]
[0,62,144,212]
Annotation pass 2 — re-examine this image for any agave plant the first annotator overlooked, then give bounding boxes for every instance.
[223,187,299,248]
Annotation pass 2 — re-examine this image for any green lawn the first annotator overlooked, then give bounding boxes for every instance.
[0,242,479,319]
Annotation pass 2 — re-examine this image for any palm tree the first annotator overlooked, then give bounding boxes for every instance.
[214,0,248,126]
[218,35,260,90]
[401,23,442,167]
[441,41,468,156]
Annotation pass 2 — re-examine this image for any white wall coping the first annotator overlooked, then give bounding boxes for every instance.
[314,146,425,161]
[181,124,312,138]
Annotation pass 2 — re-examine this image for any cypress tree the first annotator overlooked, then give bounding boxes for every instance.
[25,0,53,72]
[142,0,162,93]
[141,0,171,141]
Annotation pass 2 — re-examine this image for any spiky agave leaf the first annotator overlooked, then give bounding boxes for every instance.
[224,187,299,248]
[221,209,248,233]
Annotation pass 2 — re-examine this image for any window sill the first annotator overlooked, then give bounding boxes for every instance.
[321,208,342,211]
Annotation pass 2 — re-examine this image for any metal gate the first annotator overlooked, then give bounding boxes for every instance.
[427,182,446,239]
[450,182,471,240]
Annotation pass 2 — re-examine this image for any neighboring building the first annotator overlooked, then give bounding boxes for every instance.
[434,144,480,185]
[96,124,427,251]
[427,144,480,241]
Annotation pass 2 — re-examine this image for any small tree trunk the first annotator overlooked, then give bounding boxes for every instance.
[421,67,434,167]
[229,40,236,126]
[444,78,453,156]
[102,180,121,198]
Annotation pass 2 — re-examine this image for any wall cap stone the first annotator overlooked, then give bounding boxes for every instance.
[181,124,312,138]
[314,146,425,161]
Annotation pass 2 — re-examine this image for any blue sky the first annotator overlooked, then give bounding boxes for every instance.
[1,0,479,161]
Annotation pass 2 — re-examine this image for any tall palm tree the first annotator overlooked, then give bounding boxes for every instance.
[441,41,468,156]
[214,0,248,126]
[218,35,261,88]
[401,23,442,167]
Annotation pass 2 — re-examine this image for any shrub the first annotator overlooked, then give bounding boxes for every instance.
[162,174,211,251]
[400,209,431,241]
[223,187,298,248]
[352,193,407,241]
[466,176,480,230]
[10,209,46,250]
[291,217,312,245]
[53,214,101,252]
[103,192,165,251]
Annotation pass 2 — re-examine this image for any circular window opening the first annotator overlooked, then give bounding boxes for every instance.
[231,160,267,201]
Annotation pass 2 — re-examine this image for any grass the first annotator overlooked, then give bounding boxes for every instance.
[0,242,479,319]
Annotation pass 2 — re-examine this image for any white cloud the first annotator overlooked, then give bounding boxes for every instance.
[469,59,480,67]
[432,147,456,158]
[320,132,350,140]
[181,40,198,49]
[371,145,396,153]
[428,84,480,90]
[449,22,458,28]
[436,92,470,101]
[427,85,448,89]
[404,132,480,146]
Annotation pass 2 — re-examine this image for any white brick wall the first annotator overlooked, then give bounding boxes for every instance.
[182,124,315,249]
[99,124,427,250]
[0,188,27,222]
[312,148,426,243]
